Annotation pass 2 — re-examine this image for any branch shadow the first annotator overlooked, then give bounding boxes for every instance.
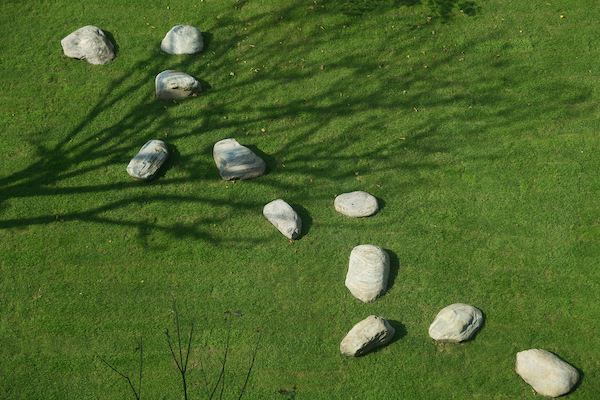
[0,1,595,251]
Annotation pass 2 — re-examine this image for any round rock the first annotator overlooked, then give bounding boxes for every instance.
[213,138,266,180]
[263,199,302,240]
[345,245,390,303]
[161,25,204,55]
[334,191,379,218]
[428,303,483,343]
[61,25,115,65]
[126,140,169,181]
[155,70,202,100]
[340,315,395,357]
[516,349,579,398]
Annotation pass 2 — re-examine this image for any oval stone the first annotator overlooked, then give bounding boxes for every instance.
[161,25,204,55]
[428,303,483,343]
[61,25,115,65]
[263,199,302,240]
[155,70,202,100]
[516,349,579,398]
[340,315,395,357]
[213,138,266,180]
[126,140,169,181]
[334,191,379,218]
[345,245,390,303]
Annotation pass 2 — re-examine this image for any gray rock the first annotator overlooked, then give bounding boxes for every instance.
[340,315,395,357]
[334,191,379,218]
[516,349,579,398]
[263,199,302,240]
[155,70,202,100]
[213,138,266,180]
[126,140,169,181]
[428,303,483,343]
[345,245,390,303]
[61,25,115,65]
[161,25,204,55]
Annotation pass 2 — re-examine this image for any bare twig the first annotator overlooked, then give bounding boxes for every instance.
[210,313,232,399]
[99,297,259,400]
[166,295,193,400]
[96,337,143,400]
[238,329,261,400]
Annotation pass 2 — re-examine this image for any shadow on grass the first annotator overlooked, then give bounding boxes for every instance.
[387,320,408,344]
[367,319,407,354]
[386,249,401,291]
[290,203,313,238]
[102,30,119,56]
[0,1,595,250]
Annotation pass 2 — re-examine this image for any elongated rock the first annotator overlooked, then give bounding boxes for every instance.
[127,140,169,181]
[155,70,202,100]
[340,315,395,357]
[263,199,302,240]
[213,139,266,180]
[345,245,390,303]
[334,191,379,218]
[428,303,483,343]
[161,25,204,54]
[61,25,115,65]
[516,349,579,398]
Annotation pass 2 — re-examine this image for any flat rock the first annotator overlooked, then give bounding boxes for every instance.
[161,25,204,55]
[263,199,302,240]
[61,25,115,65]
[516,349,579,398]
[213,138,266,180]
[155,70,202,100]
[334,191,379,218]
[340,315,395,357]
[126,140,169,181]
[345,245,390,303]
[428,303,483,343]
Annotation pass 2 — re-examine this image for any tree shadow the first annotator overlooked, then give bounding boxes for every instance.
[428,0,478,21]
[0,1,595,248]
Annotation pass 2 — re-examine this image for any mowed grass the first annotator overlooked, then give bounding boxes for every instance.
[1,0,600,398]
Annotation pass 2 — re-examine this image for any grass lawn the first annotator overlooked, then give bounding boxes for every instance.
[1,0,599,398]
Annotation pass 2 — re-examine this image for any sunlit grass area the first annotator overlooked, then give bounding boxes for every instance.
[1,0,599,398]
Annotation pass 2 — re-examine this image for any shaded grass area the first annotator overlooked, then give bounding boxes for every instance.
[1,0,600,398]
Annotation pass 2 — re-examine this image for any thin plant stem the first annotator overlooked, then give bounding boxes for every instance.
[166,296,193,400]
[238,330,261,400]
[96,338,143,400]
[210,314,232,399]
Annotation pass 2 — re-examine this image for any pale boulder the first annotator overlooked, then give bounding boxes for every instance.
[428,303,483,343]
[263,199,302,240]
[340,315,395,357]
[334,191,379,217]
[345,245,390,303]
[516,349,579,398]
[61,25,115,65]
[161,25,204,55]
[155,70,202,100]
[126,140,169,181]
[213,139,266,180]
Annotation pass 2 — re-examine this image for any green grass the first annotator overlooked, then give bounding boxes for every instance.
[1,0,600,398]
